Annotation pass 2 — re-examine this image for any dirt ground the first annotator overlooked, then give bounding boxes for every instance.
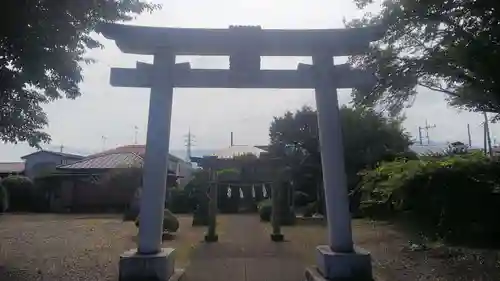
[0,214,498,281]
[0,214,206,281]
[282,219,500,281]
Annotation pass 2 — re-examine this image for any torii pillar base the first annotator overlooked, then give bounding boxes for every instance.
[119,248,185,281]
[305,246,373,281]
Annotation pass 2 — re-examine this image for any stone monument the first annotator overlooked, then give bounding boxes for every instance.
[98,23,383,281]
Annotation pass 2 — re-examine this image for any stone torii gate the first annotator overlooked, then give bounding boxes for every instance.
[98,23,382,281]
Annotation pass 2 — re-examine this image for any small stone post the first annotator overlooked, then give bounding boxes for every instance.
[305,54,373,281]
[270,180,284,242]
[205,171,218,242]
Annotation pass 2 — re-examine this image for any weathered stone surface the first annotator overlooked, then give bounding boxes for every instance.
[315,245,372,280]
[204,234,218,242]
[305,266,375,281]
[119,248,178,281]
[270,233,284,242]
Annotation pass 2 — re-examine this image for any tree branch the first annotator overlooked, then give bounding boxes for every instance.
[417,82,461,97]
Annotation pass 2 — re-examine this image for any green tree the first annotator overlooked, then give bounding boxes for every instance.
[1,1,161,147]
[269,106,412,206]
[347,0,500,118]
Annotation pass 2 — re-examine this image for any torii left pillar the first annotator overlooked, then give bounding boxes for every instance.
[118,49,181,281]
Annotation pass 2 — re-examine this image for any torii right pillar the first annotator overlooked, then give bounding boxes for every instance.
[305,54,373,281]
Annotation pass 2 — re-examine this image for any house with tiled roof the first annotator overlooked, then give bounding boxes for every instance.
[38,145,194,212]
[21,150,84,179]
[57,145,193,186]
[0,150,85,179]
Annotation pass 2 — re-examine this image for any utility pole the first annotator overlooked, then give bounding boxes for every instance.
[418,120,436,145]
[134,126,139,144]
[101,136,107,151]
[425,120,436,145]
[230,132,234,147]
[483,112,493,157]
[184,129,195,162]
[483,122,488,156]
[467,124,472,147]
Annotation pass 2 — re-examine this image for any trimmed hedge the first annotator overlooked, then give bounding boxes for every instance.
[167,189,193,214]
[0,184,8,213]
[1,175,35,211]
[257,198,296,225]
[358,153,500,246]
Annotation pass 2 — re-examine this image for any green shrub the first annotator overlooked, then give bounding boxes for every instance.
[294,191,310,207]
[135,209,179,233]
[167,189,193,214]
[1,175,35,211]
[192,187,209,226]
[258,198,295,224]
[303,201,317,217]
[0,184,9,213]
[358,153,500,246]
[123,187,141,221]
[258,199,272,221]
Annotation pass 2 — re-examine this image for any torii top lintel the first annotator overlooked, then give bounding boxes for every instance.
[97,23,384,56]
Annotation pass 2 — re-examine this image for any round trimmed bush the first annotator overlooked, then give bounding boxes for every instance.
[135,209,179,233]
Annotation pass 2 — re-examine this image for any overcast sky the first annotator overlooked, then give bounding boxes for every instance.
[1,0,498,161]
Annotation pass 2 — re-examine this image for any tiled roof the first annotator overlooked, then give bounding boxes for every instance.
[0,162,25,173]
[91,145,146,157]
[58,152,143,170]
[21,150,84,160]
[90,145,184,162]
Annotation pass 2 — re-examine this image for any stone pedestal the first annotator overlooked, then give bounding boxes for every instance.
[305,245,372,281]
[204,234,219,242]
[270,233,284,242]
[119,248,184,281]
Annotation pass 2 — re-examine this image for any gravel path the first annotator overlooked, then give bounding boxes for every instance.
[0,214,203,281]
[184,214,304,281]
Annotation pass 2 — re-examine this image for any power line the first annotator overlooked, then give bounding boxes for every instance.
[418,120,436,145]
[184,128,196,161]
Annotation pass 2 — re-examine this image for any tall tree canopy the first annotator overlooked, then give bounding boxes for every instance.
[1,1,160,147]
[269,106,413,202]
[348,0,500,118]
